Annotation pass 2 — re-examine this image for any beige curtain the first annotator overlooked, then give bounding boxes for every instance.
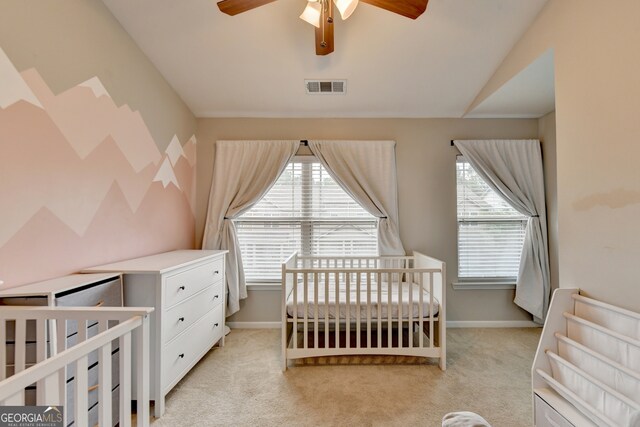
[454,139,550,322]
[202,140,299,315]
[308,140,405,255]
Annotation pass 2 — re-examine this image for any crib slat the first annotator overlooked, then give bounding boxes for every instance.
[3,390,24,405]
[367,272,372,349]
[408,272,414,348]
[324,273,329,348]
[55,319,67,413]
[314,272,318,350]
[429,272,434,349]
[75,321,88,427]
[303,273,308,350]
[398,274,403,349]
[293,272,298,350]
[346,272,350,350]
[136,315,150,427]
[377,272,382,348]
[387,272,392,348]
[120,331,132,427]
[335,272,339,349]
[98,320,112,427]
[0,320,6,381]
[356,272,361,349]
[41,371,62,406]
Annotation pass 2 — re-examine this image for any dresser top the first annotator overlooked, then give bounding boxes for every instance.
[82,250,227,275]
[0,273,120,297]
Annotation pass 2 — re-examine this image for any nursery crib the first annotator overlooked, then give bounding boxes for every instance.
[281,252,446,370]
[0,306,152,427]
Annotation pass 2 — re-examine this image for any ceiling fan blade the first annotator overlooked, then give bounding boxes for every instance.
[217,0,277,16]
[360,0,428,19]
[315,1,334,55]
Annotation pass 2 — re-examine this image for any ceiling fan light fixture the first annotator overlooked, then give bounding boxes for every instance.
[333,0,358,20]
[300,1,322,28]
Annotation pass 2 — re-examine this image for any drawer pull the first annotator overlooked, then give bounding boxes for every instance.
[88,384,99,392]
[214,295,219,300]
[94,300,105,307]
[178,286,185,291]
[214,270,219,275]
[178,317,185,322]
[214,323,219,328]
[178,353,185,359]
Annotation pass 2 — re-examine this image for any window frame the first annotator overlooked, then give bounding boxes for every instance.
[454,155,528,290]
[235,155,378,284]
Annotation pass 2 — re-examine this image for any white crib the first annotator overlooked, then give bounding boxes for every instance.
[0,306,152,427]
[281,252,446,371]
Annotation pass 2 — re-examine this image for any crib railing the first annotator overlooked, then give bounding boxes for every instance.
[282,252,446,370]
[0,306,152,427]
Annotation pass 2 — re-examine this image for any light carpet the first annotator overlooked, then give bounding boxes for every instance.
[151,328,540,427]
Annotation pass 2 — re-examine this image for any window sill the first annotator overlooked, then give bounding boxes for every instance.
[452,281,516,290]
[246,282,281,291]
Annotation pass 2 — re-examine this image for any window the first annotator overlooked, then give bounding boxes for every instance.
[456,157,527,280]
[236,157,377,282]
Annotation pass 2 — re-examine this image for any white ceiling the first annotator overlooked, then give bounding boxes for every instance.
[103,0,551,118]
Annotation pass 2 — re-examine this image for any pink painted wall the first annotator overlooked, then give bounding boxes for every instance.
[0,47,196,288]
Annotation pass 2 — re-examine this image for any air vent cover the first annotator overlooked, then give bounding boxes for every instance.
[305,79,347,95]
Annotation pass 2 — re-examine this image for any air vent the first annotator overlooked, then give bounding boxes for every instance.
[305,79,347,95]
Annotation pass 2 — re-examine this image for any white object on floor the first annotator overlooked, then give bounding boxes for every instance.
[0,306,152,427]
[441,411,492,427]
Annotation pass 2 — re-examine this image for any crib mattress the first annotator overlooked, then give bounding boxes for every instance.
[286,281,439,320]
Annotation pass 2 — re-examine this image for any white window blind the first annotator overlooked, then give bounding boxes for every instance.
[456,157,527,279]
[236,157,377,282]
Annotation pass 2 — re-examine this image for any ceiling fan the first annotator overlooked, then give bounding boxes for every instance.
[217,0,429,55]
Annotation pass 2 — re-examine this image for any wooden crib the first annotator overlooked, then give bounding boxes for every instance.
[281,252,446,370]
[0,306,152,427]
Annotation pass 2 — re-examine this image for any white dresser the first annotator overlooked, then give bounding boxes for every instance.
[83,250,227,418]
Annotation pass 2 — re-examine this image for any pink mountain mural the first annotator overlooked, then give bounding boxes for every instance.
[0,47,196,288]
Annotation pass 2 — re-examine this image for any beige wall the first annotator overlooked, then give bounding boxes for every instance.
[476,0,640,312]
[196,118,541,323]
[539,111,559,291]
[0,0,195,148]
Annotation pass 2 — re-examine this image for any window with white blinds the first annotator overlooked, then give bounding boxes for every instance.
[456,157,527,279]
[236,157,377,282]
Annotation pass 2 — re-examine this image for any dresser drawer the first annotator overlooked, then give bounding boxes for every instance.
[163,282,224,343]
[82,385,119,427]
[162,304,223,390]
[67,350,120,426]
[535,394,574,427]
[164,258,223,308]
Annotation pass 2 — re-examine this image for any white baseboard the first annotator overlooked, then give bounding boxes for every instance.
[228,320,540,329]
[227,321,281,329]
[446,320,540,328]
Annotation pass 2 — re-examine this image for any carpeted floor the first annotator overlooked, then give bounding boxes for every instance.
[151,328,541,427]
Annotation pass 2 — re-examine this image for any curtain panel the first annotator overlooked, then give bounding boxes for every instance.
[201,140,299,315]
[308,140,405,256]
[453,139,550,322]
